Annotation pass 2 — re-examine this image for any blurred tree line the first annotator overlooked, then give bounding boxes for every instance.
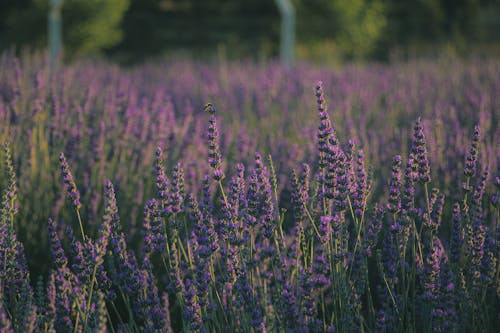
[1,0,499,63]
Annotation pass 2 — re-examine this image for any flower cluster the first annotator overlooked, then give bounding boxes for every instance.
[0,58,498,332]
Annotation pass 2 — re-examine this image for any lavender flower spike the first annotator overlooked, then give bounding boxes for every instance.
[59,152,81,209]
[387,155,402,214]
[204,103,224,181]
[411,118,431,184]
[464,125,480,178]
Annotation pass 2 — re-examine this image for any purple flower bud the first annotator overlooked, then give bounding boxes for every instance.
[426,188,444,232]
[47,218,68,268]
[424,238,448,299]
[449,203,462,263]
[387,155,402,214]
[59,153,81,209]
[205,103,224,181]
[143,199,166,255]
[166,162,184,214]
[332,147,349,212]
[290,169,307,222]
[182,278,203,332]
[319,216,332,243]
[155,146,169,203]
[316,81,338,171]
[401,155,416,214]
[0,296,13,333]
[464,125,480,178]
[299,163,311,202]
[411,118,431,183]
[353,149,368,218]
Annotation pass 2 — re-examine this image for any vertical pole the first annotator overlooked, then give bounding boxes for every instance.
[274,0,295,66]
[49,0,63,71]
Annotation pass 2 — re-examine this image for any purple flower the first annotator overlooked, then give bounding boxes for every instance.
[54,267,80,332]
[315,81,338,155]
[166,162,184,214]
[205,103,224,181]
[95,291,107,332]
[471,169,488,227]
[162,294,174,333]
[228,163,246,214]
[449,203,462,264]
[332,147,349,212]
[365,205,384,256]
[104,180,120,236]
[464,125,480,178]
[135,259,168,332]
[246,152,274,238]
[182,278,203,332]
[411,118,431,183]
[201,174,213,211]
[299,267,320,331]
[299,163,311,202]
[319,215,332,243]
[401,155,416,214]
[47,218,68,268]
[315,81,339,200]
[312,248,331,290]
[426,188,444,232]
[58,152,82,209]
[155,146,169,203]
[387,155,402,214]
[0,295,13,333]
[469,224,486,290]
[380,229,398,287]
[345,140,358,195]
[423,238,448,299]
[290,169,307,222]
[45,273,57,331]
[352,149,368,218]
[2,143,18,218]
[233,265,266,332]
[143,199,166,255]
[188,194,217,313]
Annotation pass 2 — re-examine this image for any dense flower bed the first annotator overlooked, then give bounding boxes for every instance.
[0,54,498,331]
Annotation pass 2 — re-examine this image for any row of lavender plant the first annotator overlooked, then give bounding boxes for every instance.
[0,53,498,276]
[1,81,498,332]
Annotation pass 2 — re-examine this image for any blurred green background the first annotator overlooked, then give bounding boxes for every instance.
[1,0,500,63]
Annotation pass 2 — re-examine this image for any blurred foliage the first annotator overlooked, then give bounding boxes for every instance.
[1,0,500,62]
[110,0,280,62]
[0,0,129,58]
[294,0,386,60]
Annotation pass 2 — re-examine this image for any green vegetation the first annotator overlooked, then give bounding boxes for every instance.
[0,0,129,58]
[1,1,499,61]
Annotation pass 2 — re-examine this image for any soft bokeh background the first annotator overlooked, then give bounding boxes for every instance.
[1,0,500,64]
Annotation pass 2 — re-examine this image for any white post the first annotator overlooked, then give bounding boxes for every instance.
[274,0,295,66]
[49,0,63,70]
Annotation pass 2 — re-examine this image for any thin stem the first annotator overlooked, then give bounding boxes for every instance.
[83,263,99,332]
[218,181,229,209]
[76,208,86,240]
[303,203,321,239]
[73,309,80,333]
[105,307,116,333]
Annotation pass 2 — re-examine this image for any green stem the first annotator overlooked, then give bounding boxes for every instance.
[105,307,116,333]
[303,203,320,239]
[413,219,424,269]
[218,181,229,209]
[76,208,86,240]
[73,309,80,333]
[82,263,99,332]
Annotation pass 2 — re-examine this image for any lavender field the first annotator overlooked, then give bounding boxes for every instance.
[0,53,499,332]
